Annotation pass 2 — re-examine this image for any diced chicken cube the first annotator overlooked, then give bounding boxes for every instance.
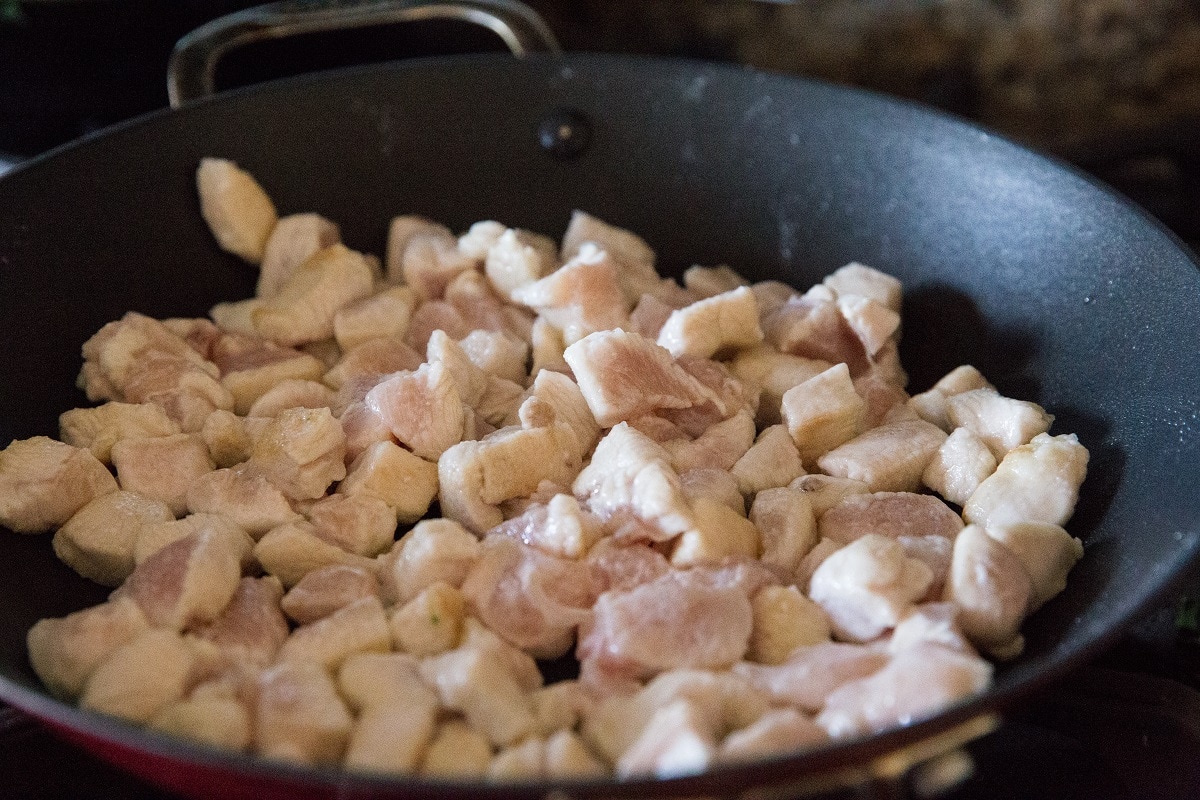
[524,369,600,459]
[888,602,976,655]
[253,520,374,588]
[0,436,119,533]
[332,287,417,352]
[26,597,150,700]
[764,292,870,375]
[421,720,493,777]
[837,294,900,357]
[52,490,174,586]
[664,409,756,474]
[818,492,964,545]
[247,407,346,500]
[81,629,207,724]
[337,441,438,524]
[338,400,395,466]
[377,518,481,605]
[561,210,662,305]
[789,474,871,516]
[404,299,471,352]
[796,537,843,592]
[748,585,832,664]
[616,699,718,779]
[252,244,375,346]
[221,351,326,416]
[192,575,289,667]
[420,639,539,747]
[732,424,805,496]
[808,533,933,642]
[474,375,526,427]
[59,402,181,464]
[985,521,1083,610]
[718,708,829,763]
[529,316,569,377]
[908,365,994,430]
[823,262,903,311]
[944,524,1033,657]
[564,329,719,427]
[922,427,998,506]
[200,409,255,468]
[510,244,629,345]
[781,363,867,464]
[246,379,335,418]
[186,466,302,538]
[947,388,1054,459]
[345,702,438,775]
[749,487,818,575]
[731,345,832,428]
[733,641,888,712]
[656,286,763,359]
[281,564,380,624]
[458,329,528,385]
[305,493,396,557]
[364,363,465,460]
[257,212,341,297]
[545,730,609,778]
[384,215,451,283]
[683,264,749,299]
[629,291,686,340]
[322,336,423,390]
[149,694,252,753]
[816,644,992,738]
[116,523,252,629]
[277,596,391,670]
[390,581,467,656]
[679,467,744,516]
[531,680,595,736]
[133,511,248,565]
[255,660,353,766]
[196,157,277,263]
[817,418,948,493]
[963,433,1089,529]
[110,433,215,517]
[399,230,476,300]
[670,497,760,567]
[484,227,558,300]
[491,493,603,559]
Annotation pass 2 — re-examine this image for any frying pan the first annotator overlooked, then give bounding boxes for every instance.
[2,1,1199,797]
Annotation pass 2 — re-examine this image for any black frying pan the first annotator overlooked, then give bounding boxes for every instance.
[1,2,1199,797]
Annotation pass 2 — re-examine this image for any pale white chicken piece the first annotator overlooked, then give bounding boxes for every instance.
[749,487,818,575]
[679,468,745,516]
[572,422,697,543]
[277,596,391,671]
[306,493,396,557]
[187,466,301,538]
[529,316,569,376]
[81,629,210,725]
[59,402,181,464]
[629,291,686,340]
[400,230,477,300]
[322,336,423,391]
[730,345,832,428]
[338,651,437,711]
[560,210,662,305]
[389,580,467,656]
[823,262,903,311]
[133,511,250,565]
[192,575,289,667]
[817,418,948,493]
[666,355,756,436]
[384,215,451,284]
[510,243,629,345]
[377,517,481,605]
[818,492,964,545]
[111,433,215,517]
[255,660,353,766]
[252,244,376,346]
[52,490,174,586]
[337,440,439,524]
[488,730,608,780]
[837,294,901,357]
[816,644,992,738]
[365,363,465,460]
[26,597,150,700]
[947,388,1054,459]
[196,157,277,263]
[490,493,603,559]
[0,436,118,533]
[200,409,255,468]
[963,432,1089,529]
[531,680,595,736]
[253,520,375,588]
[944,524,1033,658]
[788,473,871,516]
[474,375,527,427]
[763,290,870,376]
[216,341,325,415]
[484,227,558,300]
[656,286,763,359]
[246,407,346,500]
[781,363,867,464]
[281,564,380,624]
[523,369,600,460]
[458,329,529,385]
[718,708,829,763]
[256,212,341,297]
[564,330,720,427]
[665,409,756,474]
[420,721,493,778]
[683,264,749,299]
[438,423,580,534]
[616,699,718,779]
[908,365,994,431]
[733,641,888,712]
[670,497,760,567]
[246,379,335,418]
[922,426,998,506]
[808,533,933,642]
[332,286,417,352]
[426,329,488,405]
[149,695,252,753]
[732,424,805,496]
[888,602,976,655]
[585,539,672,594]
[338,652,439,774]
[748,585,832,664]
[985,521,1083,610]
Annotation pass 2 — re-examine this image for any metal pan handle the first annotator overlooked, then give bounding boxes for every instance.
[168,0,561,108]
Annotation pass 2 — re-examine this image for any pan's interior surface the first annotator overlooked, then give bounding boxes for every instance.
[1,54,1199,796]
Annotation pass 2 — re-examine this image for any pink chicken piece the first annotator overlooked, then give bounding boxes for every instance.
[763,293,870,377]
[732,641,889,713]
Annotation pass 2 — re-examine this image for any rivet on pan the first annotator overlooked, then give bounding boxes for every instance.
[538,109,591,159]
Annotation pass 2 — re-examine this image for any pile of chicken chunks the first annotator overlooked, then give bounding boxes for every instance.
[0,158,1089,780]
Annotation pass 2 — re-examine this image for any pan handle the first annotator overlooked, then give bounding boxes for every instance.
[168,0,562,108]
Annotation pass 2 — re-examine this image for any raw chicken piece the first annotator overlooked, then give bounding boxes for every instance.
[390,581,467,656]
[81,629,210,724]
[670,497,760,567]
[196,157,277,263]
[630,291,691,341]
[963,433,1089,529]
[421,720,493,777]
[763,291,870,376]
[662,356,756,437]
[796,537,843,592]
[656,286,763,359]
[585,539,672,593]
[837,294,900,357]
[888,602,976,655]
[748,487,818,576]
[572,422,697,543]
[679,468,745,515]
[560,210,662,305]
[577,569,755,683]
[817,418,947,493]
[377,518,481,605]
[781,363,866,464]
[922,427,998,506]
[53,491,174,586]
[277,596,391,671]
[732,641,888,712]
[816,644,992,737]
[193,575,289,667]
[823,263,903,312]
[306,493,396,557]
[338,651,437,711]
[337,400,395,466]
[338,441,439,525]
[0,437,118,533]
[748,585,832,664]
[253,520,375,588]
[332,286,417,352]
[133,512,250,565]
[399,230,476,300]
[896,534,955,599]
[474,376,527,427]
[563,329,720,427]
[247,407,346,500]
[459,329,528,385]
[489,730,608,780]
[111,433,215,517]
[26,597,150,700]
[718,708,829,763]
[322,336,423,391]
[427,329,487,405]
[281,564,380,624]
[510,244,630,345]
[338,652,439,774]
[200,409,255,468]
[59,402,180,464]
[665,410,756,473]
[731,424,805,496]
[529,316,569,376]
[789,473,871,516]
[808,533,933,642]
[215,338,326,415]
[853,368,912,428]
[384,215,451,284]
[365,363,465,460]
[445,269,531,340]
[461,535,600,658]
[616,699,718,778]
[484,227,559,300]
[490,493,603,560]
[255,660,353,766]
[946,388,1054,459]
[523,369,600,460]
[908,365,994,431]
[257,213,341,298]
[252,244,376,346]
[531,681,596,736]
[149,695,252,753]
[943,524,1033,657]
[818,492,964,545]
[246,379,335,418]
[985,521,1083,610]
[730,345,832,427]
[186,467,301,538]
[683,265,749,299]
